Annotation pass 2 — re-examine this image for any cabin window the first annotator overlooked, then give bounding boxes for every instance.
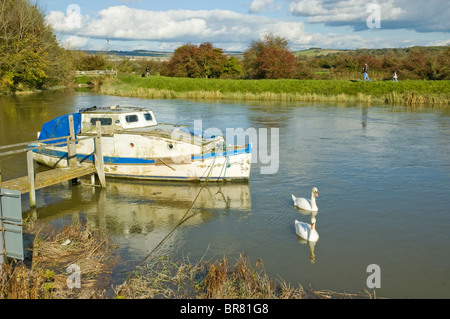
[90,118,112,126]
[125,115,139,123]
[144,112,152,121]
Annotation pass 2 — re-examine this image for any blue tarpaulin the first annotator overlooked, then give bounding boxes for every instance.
[38,113,81,144]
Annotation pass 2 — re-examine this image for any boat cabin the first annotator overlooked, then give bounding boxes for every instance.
[80,106,158,133]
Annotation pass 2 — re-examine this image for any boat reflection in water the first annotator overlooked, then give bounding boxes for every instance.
[33,179,251,256]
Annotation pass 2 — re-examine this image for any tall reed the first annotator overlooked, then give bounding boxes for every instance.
[116,253,378,299]
[100,75,450,106]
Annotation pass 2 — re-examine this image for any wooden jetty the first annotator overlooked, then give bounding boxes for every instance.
[0,165,97,194]
[0,116,105,208]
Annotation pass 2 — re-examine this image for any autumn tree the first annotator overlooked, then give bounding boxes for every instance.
[163,42,233,79]
[163,43,200,78]
[333,53,360,73]
[400,47,450,80]
[73,52,107,71]
[257,46,297,79]
[0,0,73,93]
[242,34,297,79]
[222,56,242,79]
[197,42,226,78]
[435,47,450,80]
[357,54,382,72]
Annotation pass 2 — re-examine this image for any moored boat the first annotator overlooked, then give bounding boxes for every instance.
[32,106,252,181]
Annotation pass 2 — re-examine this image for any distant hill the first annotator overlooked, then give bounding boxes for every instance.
[294,48,350,57]
[81,46,448,61]
[294,46,449,57]
[81,49,243,59]
[82,50,172,59]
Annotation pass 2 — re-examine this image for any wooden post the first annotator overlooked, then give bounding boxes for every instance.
[94,121,106,188]
[68,115,77,167]
[0,221,4,273]
[0,165,2,183]
[27,150,36,208]
[68,114,80,185]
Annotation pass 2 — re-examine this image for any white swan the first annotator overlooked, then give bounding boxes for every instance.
[295,218,319,242]
[292,187,318,211]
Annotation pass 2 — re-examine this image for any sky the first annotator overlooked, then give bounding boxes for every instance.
[39,0,450,52]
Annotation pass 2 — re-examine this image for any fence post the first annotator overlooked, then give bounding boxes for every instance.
[27,151,36,209]
[68,114,77,167]
[68,114,80,185]
[0,195,3,272]
[0,218,4,273]
[95,121,106,188]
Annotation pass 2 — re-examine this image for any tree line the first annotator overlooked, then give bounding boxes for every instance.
[112,37,450,81]
[0,0,73,93]
[1,0,449,94]
[300,46,450,81]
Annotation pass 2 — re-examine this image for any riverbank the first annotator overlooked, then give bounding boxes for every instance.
[1,222,376,299]
[100,74,450,106]
[0,221,116,299]
[0,85,69,96]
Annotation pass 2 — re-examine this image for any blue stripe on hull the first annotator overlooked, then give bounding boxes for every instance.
[106,174,248,181]
[33,144,252,165]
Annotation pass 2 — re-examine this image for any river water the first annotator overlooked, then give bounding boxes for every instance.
[1,90,450,298]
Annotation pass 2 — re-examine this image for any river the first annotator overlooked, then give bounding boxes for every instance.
[1,89,450,298]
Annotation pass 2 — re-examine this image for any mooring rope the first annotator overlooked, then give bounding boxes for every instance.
[119,152,219,290]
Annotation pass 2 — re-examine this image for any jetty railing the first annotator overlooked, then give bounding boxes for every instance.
[0,116,105,208]
[74,70,117,76]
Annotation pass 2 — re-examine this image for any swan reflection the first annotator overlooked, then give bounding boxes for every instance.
[296,235,318,263]
[295,209,319,263]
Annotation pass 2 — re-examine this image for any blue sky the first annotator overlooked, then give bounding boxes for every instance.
[39,0,450,52]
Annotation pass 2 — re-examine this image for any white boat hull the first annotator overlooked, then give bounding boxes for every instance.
[33,145,252,181]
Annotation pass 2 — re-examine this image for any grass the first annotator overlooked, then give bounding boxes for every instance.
[100,74,450,106]
[1,221,117,299]
[1,222,378,299]
[115,253,377,299]
[116,254,290,299]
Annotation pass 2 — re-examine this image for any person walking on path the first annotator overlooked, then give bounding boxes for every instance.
[363,63,371,82]
[393,71,398,82]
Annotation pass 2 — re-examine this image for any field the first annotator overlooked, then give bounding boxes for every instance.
[100,74,450,106]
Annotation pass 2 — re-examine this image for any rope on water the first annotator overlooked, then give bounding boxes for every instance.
[119,152,219,290]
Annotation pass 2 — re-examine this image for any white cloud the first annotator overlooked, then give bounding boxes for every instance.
[288,0,450,32]
[47,6,308,47]
[289,0,405,24]
[45,4,449,51]
[430,39,450,46]
[249,0,274,13]
[300,33,416,50]
[46,10,71,32]
[45,9,88,33]
[60,36,89,49]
